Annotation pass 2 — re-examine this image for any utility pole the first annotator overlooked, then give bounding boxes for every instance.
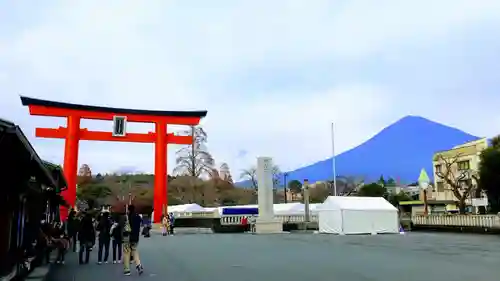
[283,172,288,203]
[331,122,338,196]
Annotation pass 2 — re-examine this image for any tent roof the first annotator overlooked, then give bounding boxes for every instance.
[169,203,205,212]
[273,203,303,212]
[274,203,304,215]
[321,196,397,211]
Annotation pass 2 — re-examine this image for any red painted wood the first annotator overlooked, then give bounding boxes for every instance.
[154,121,167,223]
[36,127,193,145]
[60,116,80,221]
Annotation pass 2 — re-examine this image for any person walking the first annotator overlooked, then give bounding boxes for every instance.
[97,211,112,264]
[67,210,79,252]
[249,215,257,233]
[168,213,175,235]
[161,214,168,236]
[78,212,95,265]
[111,214,124,264]
[122,205,144,276]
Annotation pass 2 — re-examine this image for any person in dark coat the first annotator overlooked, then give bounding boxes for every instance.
[168,213,175,235]
[96,212,112,264]
[78,212,95,265]
[67,210,79,252]
[141,215,151,237]
[111,214,124,263]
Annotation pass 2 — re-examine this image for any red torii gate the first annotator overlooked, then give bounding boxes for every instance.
[21,97,207,222]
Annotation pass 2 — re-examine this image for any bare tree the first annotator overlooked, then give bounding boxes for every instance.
[78,164,92,177]
[335,176,364,196]
[435,153,478,213]
[240,167,258,189]
[210,168,220,180]
[219,162,234,183]
[272,165,282,188]
[169,175,204,204]
[173,126,215,178]
[239,165,281,189]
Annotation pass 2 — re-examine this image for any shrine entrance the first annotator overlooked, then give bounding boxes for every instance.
[21,97,207,222]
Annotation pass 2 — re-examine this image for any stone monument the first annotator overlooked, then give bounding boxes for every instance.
[255,157,283,234]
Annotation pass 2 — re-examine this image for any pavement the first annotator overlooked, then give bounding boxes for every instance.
[47,231,500,281]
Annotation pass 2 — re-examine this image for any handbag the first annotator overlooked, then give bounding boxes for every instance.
[86,241,93,250]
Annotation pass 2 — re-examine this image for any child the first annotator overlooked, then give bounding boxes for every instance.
[141,218,151,238]
[161,215,168,236]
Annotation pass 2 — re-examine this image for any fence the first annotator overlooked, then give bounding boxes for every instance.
[412,214,500,229]
[220,214,319,225]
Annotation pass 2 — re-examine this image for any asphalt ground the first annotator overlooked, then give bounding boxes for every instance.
[47,231,500,281]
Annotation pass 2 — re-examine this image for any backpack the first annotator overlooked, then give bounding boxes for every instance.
[123,215,132,242]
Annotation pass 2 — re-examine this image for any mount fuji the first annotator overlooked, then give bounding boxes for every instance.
[238,116,481,187]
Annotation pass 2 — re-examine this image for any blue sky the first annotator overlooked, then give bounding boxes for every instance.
[1,0,500,178]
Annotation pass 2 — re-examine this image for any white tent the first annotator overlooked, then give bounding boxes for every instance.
[168,203,206,213]
[273,203,304,216]
[318,196,399,235]
[309,203,322,215]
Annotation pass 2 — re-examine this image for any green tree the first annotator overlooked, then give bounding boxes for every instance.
[358,183,387,197]
[377,175,386,187]
[386,177,396,187]
[287,179,303,195]
[77,184,112,210]
[387,191,412,206]
[477,135,500,213]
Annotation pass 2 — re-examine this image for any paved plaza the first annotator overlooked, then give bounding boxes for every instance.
[48,231,500,281]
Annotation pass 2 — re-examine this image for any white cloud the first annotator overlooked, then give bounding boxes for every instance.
[1,0,499,177]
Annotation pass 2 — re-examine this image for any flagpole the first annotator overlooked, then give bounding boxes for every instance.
[331,122,337,196]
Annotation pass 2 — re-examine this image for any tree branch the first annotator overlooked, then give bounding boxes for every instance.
[435,153,469,202]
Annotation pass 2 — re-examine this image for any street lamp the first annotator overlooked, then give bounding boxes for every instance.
[303,179,310,222]
[283,172,288,203]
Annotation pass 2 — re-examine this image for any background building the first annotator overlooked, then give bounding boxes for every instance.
[431,138,488,211]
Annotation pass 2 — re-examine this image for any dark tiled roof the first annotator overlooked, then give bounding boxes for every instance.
[0,119,58,190]
[21,96,207,118]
